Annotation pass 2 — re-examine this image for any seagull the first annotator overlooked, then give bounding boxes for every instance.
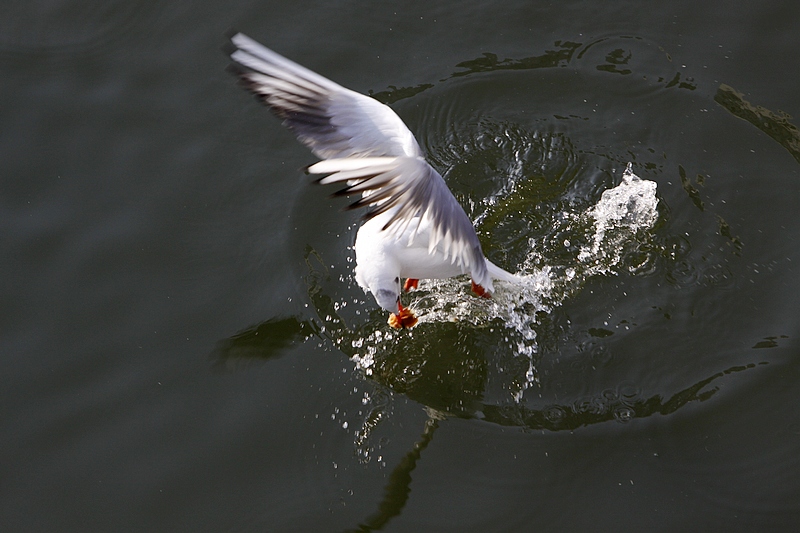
[227,33,519,328]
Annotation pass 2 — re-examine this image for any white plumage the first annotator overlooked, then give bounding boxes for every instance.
[228,33,518,327]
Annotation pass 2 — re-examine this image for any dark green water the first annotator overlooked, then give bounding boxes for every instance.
[2,1,799,531]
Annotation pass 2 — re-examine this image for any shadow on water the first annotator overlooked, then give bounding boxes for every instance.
[345,415,439,533]
[211,316,317,371]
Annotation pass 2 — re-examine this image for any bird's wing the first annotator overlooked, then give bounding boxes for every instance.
[228,33,490,287]
[228,33,420,160]
[308,156,489,286]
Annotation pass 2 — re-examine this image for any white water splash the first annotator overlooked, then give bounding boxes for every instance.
[350,163,659,401]
[578,163,659,270]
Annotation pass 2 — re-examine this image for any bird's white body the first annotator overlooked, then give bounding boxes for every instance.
[354,208,519,312]
[228,33,519,323]
[355,211,466,311]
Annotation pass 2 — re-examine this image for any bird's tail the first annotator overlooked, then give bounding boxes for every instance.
[486,259,523,284]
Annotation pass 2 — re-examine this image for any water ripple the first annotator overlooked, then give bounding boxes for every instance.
[0,2,147,56]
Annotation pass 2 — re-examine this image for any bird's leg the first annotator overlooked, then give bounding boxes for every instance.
[471,280,491,299]
[403,278,419,291]
[388,300,418,329]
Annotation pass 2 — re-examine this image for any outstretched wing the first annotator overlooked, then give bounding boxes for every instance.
[227,33,489,287]
[228,32,419,160]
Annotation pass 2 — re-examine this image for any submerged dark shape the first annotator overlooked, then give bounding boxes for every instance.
[715,83,800,165]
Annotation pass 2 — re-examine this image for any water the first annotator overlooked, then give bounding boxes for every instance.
[2,1,800,531]
[347,163,659,404]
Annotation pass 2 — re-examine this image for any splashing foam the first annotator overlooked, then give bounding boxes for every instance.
[578,163,659,270]
[351,163,659,401]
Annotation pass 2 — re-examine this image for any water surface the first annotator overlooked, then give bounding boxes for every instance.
[1,1,799,531]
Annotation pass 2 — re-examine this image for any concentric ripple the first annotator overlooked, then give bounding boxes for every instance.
[348,146,660,402]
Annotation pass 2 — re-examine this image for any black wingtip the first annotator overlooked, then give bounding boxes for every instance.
[330,186,353,198]
[344,196,375,211]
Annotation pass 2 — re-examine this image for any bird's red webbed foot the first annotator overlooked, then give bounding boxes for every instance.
[403,278,419,291]
[471,281,491,299]
[388,301,418,329]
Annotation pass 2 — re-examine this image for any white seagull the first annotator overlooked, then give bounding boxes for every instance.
[227,33,519,328]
